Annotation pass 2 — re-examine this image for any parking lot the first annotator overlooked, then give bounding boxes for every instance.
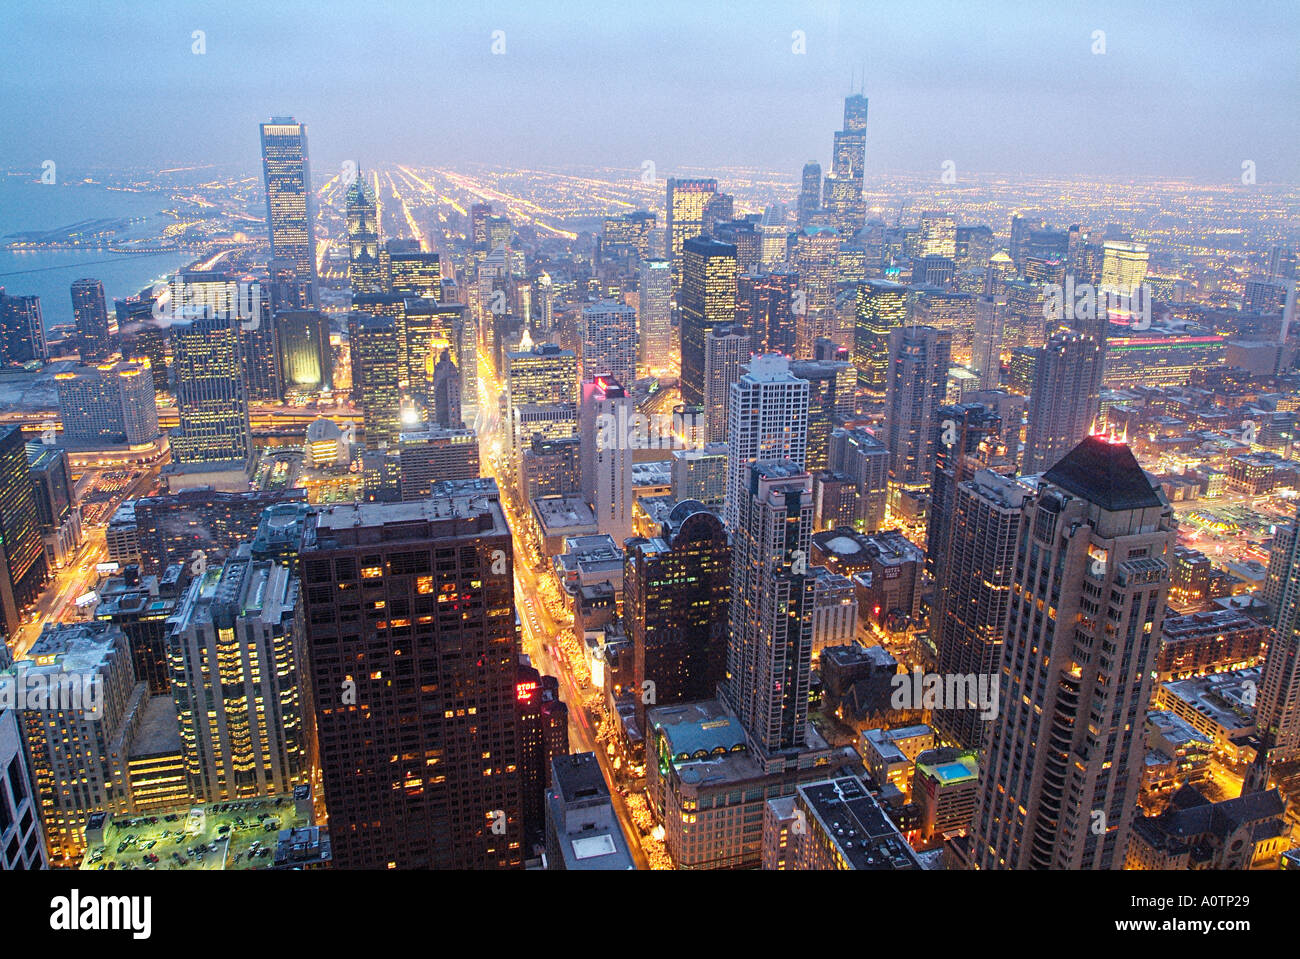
[81,795,309,871]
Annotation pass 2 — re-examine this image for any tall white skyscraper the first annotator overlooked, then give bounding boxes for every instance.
[580,301,638,386]
[724,354,810,530]
[580,376,636,545]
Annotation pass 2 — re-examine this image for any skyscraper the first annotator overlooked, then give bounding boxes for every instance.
[823,94,867,237]
[300,482,522,869]
[724,461,816,755]
[580,302,638,386]
[971,436,1174,870]
[679,236,737,406]
[625,502,730,729]
[930,469,1027,750]
[637,259,672,375]
[432,349,462,429]
[168,547,307,802]
[169,315,254,473]
[853,279,907,393]
[8,622,142,864]
[0,705,47,869]
[1100,240,1149,293]
[0,290,47,367]
[737,271,798,357]
[926,402,1003,575]
[828,427,890,532]
[666,177,718,295]
[0,426,48,649]
[1022,329,1104,474]
[349,312,402,449]
[971,296,1005,389]
[239,297,283,402]
[276,310,331,392]
[702,324,751,444]
[882,325,951,488]
[797,162,822,228]
[506,342,579,456]
[260,117,318,305]
[346,170,382,294]
[724,354,810,531]
[580,377,635,545]
[918,211,957,258]
[789,357,856,472]
[388,249,442,298]
[71,278,114,362]
[791,226,841,356]
[55,360,159,445]
[1250,500,1300,786]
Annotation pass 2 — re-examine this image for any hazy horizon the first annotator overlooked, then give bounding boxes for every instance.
[3,0,1297,185]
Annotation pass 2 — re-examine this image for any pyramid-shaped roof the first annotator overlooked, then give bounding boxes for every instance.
[1042,435,1163,511]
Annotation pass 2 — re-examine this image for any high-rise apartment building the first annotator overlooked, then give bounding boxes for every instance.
[971,436,1175,870]
[0,290,47,367]
[703,324,751,444]
[71,278,114,362]
[724,461,816,755]
[168,547,307,802]
[827,427,890,532]
[1251,501,1300,784]
[1022,329,1104,474]
[724,354,810,531]
[0,705,47,869]
[7,622,143,864]
[882,325,951,488]
[299,482,522,869]
[930,469,1027,750]
[55,360,159,445]
[580,377,636,545]
[580,302,638,386]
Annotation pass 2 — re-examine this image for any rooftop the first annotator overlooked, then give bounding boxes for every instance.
[1042,435,1164,511]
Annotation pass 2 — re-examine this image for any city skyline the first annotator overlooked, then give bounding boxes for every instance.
[1,1,1299,913]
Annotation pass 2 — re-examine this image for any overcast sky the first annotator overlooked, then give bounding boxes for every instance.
[3,0,1297,183]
